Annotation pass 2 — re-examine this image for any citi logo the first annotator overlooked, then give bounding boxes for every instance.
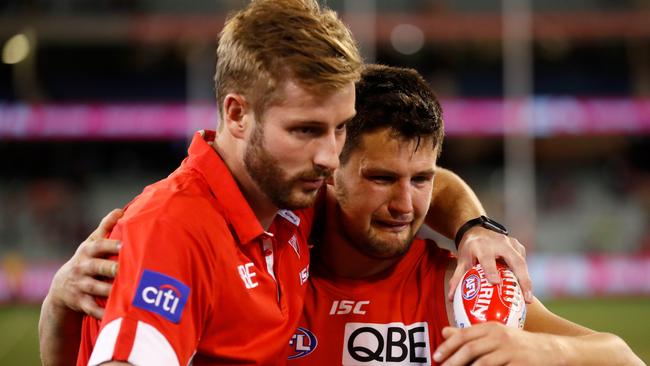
[141,285,182,314]
[133,270,190,324]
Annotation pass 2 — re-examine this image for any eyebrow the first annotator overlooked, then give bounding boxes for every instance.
[287,114,356,127]
[362,167,436,177]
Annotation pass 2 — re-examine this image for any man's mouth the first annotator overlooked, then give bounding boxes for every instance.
[373,219,411,232]
[300,178,325,190]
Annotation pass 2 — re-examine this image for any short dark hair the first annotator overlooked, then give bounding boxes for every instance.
[340,64,444,164]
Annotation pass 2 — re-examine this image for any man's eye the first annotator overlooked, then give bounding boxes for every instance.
[292,127,318,136]
[412,176,432,184]
[371,176,393,183]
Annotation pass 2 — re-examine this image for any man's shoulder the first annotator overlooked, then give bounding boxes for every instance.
[414,237,454,256]
[412,237,456,271]
[121,169,228,231]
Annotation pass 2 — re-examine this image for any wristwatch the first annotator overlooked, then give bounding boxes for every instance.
[454,215,509,248]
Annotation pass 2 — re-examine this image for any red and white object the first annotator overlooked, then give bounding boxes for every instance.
[453,262,526,329]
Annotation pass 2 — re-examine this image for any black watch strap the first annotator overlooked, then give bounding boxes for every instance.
[454,215,509,248]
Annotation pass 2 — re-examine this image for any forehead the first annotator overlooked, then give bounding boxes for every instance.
[351,128,438,170]
[262,79,356,123]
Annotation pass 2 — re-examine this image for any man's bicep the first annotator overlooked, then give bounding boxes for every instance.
[90,217,211,366]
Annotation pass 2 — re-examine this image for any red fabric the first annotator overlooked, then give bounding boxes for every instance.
[113,318,137,361]
[77,131,314,365]
[288,238,452,365]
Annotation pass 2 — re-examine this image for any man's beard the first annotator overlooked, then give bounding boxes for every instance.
[346,218,417,260]
[335,180,416,259]
[244,123,332,210]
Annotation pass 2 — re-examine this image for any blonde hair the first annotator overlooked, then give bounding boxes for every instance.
[215,0,362,119]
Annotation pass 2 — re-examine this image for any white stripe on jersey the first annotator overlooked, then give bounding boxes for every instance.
[88,318,180,366]
[88,318,121,366]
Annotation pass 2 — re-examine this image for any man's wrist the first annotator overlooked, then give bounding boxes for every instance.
[454,215,509,248]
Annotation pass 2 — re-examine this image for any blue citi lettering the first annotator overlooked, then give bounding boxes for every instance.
[133,269,190,324]
[141,284,181,314]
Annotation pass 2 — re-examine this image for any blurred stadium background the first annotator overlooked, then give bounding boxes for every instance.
[1,0,649,364]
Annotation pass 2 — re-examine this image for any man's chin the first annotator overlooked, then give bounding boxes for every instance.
[364,232,413,259]
[279,190,319,210]
[359,236,413,260]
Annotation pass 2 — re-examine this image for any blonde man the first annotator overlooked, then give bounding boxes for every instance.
[42,1,361,365]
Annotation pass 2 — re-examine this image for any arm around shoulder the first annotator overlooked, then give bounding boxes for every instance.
[426,167,485,239]
[524,298,645,366]
[39,209,123,366]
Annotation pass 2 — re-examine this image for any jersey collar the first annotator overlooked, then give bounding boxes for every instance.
[184,130,266,245]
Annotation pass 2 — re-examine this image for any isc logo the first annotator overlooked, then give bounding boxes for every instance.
[329,300,370,315]
[343,322,430,365]
[133,269,190,324]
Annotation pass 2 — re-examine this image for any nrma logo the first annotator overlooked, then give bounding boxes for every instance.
[133,269,190,324]
[287,327,318,359]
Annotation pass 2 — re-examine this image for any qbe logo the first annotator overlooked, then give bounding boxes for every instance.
[343,322,430,365]
[462,274,480,300]
[132,269,190,324]
[287,327,318,359]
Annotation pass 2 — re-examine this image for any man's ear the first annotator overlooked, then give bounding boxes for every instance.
[222,93,250,139]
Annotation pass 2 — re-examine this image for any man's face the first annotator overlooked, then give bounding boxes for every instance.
[333,128,437,259]
[244,80,356,209]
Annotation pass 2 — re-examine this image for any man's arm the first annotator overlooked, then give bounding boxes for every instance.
[435,263,643,366]
[426,167,485,239]
[39,210,122,366]
[434,298,644,366]
[426,168,532,302]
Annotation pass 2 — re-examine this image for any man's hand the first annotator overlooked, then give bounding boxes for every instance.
[448,226,532,303]
[47,208,123,319]
[433,322,559,366]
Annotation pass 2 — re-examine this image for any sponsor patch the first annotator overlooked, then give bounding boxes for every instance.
[288,234,300,258]
[288,327,318,359]
[343,322,430,365]
[278,210,301,226]
[132,269,190,324]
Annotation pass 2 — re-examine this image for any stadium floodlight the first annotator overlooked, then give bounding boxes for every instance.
[390,23,424,55]
[2,33,31,65]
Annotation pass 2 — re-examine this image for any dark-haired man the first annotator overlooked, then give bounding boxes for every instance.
[287,64,643,366]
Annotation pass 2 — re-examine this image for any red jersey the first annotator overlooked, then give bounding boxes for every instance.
[287,239,452,365]
[79,131,314,365]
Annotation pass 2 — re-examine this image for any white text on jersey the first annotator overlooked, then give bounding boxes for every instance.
[329,300,370,315]
[238,263,259,289]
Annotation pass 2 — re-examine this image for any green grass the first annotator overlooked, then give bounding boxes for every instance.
[544,297,650,364]
[0,305,41,365]
[1,298,648,365]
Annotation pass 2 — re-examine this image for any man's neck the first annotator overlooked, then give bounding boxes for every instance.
[213,133,278,229]
[317,186,400,279]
